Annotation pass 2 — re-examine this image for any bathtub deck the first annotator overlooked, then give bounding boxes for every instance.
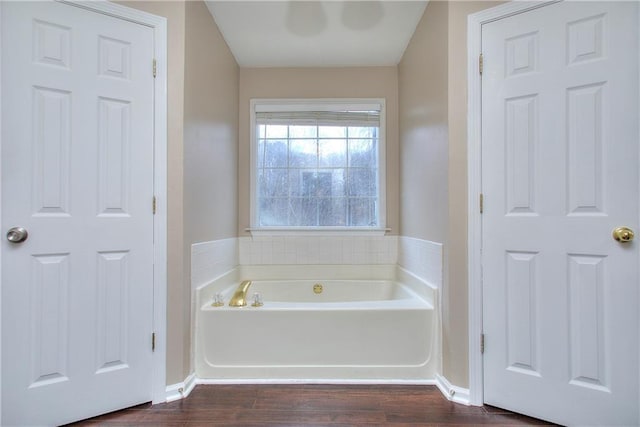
[69,384,554,426]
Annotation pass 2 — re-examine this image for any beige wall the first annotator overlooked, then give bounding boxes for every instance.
[399,0,503,388]
[398,0,452,385]
[183,0,239,376]
[446,0,505,388]
[238,67,400,235]
[115,0,187,385]
[119,0,505,388]
[118,0,239,385]
[398,1,449,242]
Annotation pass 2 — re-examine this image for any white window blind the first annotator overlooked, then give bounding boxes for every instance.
[256,110,380,127]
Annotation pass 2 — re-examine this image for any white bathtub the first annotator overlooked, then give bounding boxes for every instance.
[227,279,425,304]
[195,266,439,381]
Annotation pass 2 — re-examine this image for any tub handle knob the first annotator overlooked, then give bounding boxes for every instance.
[251,293,263,307]
[212,293,224,307]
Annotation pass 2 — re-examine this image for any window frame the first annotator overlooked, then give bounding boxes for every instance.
[249,98,387,235]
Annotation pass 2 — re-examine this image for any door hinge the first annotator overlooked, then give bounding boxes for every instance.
[480,193,484,214]
[152,196,157,215]
[152,332,156,352]
[479,53,483,75]
[481,333,485,354]
[153,59,157,78]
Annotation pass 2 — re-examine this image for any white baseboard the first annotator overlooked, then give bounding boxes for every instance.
[164,376,436,402]
[435,374,471,406]
[164,374,470,407]
[165,372,197,402]
[197,378,437,386]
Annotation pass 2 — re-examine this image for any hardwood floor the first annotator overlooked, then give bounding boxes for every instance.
[69,385,553,426]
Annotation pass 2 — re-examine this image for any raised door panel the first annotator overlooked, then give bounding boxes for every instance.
[505,95,538,215]
[33,19,71,69]
[566,83,605,215]
[567,254,609,392]
[97,97,131,217]
[98,36,131,80]
[505,31,538,77]
[96,251,130,374]
[567,14,605,65]
[505,251,539,376]
[32,87,71,216]
[29,254,70,388]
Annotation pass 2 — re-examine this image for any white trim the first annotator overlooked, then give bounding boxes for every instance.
[637,4,640,423]
[0,2,3,422]
[198,378,437,386]
[167,376,445,403]
[435,374,470,406]
[165,373,198,403]
[55,0,169,405]
[148,11,169,408]
[255,100,382,113]
[466,0,561,407]
[466,6,484,408]
[378,99,387,230]
[249,100,257,226]
[165,375,471,406]
[57,0,164,28]
[245,227,389,237]
[249,98,387,231]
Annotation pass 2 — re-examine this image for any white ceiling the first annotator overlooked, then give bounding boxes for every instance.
[204,1,428,68]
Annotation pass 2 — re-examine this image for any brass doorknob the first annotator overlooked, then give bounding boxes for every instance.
[612,227,634,243]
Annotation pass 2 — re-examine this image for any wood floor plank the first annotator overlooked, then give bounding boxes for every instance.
[68,384,554,426]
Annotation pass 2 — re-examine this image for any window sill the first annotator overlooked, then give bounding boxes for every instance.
[245,227,391,237]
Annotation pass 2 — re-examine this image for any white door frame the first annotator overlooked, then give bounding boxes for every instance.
[0,2,3,422]
[0,0,169,411]
[466,0,562,407]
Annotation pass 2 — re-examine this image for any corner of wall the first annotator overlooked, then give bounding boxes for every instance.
[165,372,197,403]
[183,0,240,385]
[435,373,470,406]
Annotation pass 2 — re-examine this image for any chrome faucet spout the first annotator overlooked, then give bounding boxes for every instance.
[229,280,252,307]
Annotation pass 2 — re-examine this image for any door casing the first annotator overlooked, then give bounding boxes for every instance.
[466,0,640,409]
[0,0,168,416]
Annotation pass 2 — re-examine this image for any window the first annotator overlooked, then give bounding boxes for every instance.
[250,99,385,230]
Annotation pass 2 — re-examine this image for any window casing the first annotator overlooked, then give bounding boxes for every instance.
[250,99,386,232]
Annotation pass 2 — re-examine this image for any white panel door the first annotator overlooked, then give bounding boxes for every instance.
[1,2,155,425]
[481,2,638,426]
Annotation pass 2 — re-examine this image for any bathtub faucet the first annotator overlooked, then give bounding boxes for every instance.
[229,280,252,307]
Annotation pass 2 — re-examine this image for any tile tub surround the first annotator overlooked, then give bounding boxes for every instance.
[191,238,238,289]
[192,235,443,289]
[238,235,399,266]
[398,236,443,287]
